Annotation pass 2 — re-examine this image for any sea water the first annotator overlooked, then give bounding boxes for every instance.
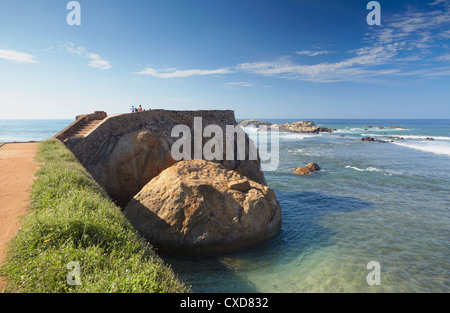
[166,119,450,293]
[0,119,73,143]
[2,119,448,292]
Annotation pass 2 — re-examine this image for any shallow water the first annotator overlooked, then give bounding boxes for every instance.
[166,119,450,293]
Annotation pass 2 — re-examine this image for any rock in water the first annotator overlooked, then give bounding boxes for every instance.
[294,162,321,175]
[123,160,282,255]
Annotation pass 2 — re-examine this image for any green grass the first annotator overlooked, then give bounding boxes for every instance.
[0,139,189,293]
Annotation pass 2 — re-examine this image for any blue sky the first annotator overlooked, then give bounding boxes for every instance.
[1,0,450,119]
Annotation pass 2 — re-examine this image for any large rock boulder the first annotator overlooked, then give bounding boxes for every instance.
[92,131,177,207]
[294,162,321,175]
[123,160,282,255]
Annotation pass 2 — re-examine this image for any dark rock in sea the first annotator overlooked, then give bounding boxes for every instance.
[426,137,435,140]
[387,126,406,129]
[387,136,404,140]
[361,137,375,142]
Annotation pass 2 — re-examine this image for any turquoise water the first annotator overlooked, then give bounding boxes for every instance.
[166,119,450,293]
[1,119,449,292]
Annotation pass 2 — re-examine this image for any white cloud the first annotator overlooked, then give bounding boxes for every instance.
[226,82,255,87]
[295,50,335,57]
[436,54,450,61]
[87,53,112,70]
[136,67,231,78]
[0,48,37,64]
[429,0,448,6]
[63,42,111,70]
[237,43,402,83]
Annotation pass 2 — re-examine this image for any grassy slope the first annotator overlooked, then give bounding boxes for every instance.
[0,139,189,293]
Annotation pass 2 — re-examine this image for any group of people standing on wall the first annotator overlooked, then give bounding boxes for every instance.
[130,105,149,113]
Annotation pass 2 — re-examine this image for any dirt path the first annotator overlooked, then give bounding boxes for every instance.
[0,142,40,292]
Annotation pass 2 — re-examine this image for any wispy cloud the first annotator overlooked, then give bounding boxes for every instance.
[295,50,336,57]
[238,1,450,83]
[429,0,447,6]
[436,54,450,61]
[63,42,111,70]
[136,67,231,78]
[226,82,255,87]
[0,48,37,64]
[87,53,112,70]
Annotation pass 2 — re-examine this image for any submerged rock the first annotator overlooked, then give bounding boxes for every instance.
[123,160,282,255]
[387,136,404,140]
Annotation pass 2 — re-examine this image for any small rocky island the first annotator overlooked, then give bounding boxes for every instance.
[55,110,282,256]
[238,119,336,133]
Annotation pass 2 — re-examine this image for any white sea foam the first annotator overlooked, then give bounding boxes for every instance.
[359,134,450,141]
[399,135,450,141]
[241,126,319,141]
[345,165,366,172]
[280,132,320,140]
[391,141,450,157]
[344,166,402,176]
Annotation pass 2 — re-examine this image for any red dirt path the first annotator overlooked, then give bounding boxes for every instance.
[0,142,40,292]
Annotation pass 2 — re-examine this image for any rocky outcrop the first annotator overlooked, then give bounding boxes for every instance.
[387,126,406,129]
[273,121,335,133]
[239,120,335,133]
[123,160,282,255]
[238,120,272,127]
[361,137,375,142]
[63,110,267,207]
[294,162,321,175]
[365,125,406,130]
